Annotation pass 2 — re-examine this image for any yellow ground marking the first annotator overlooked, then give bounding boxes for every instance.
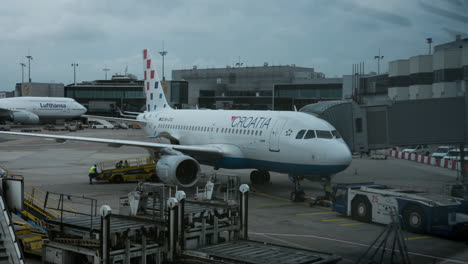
[252,192,292,202]
[340,222,366,226]
[404,236,432,241]
[296,211,335,216]
[321,218,350,222]
[257,202,295,206]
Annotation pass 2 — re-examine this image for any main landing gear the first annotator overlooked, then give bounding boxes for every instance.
[290,173,305,202]
[250,170,270,185]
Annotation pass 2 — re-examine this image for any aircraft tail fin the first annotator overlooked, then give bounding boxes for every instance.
[142,49,172,112]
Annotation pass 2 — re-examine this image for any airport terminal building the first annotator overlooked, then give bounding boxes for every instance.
[171,65,344,110]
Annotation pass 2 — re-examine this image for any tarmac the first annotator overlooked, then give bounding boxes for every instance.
[0,128,467,264]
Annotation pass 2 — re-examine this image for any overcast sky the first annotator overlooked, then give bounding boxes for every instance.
[1,0,467,91]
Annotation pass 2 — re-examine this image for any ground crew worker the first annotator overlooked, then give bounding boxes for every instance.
[124,160,129,168]
[88,164,98,184]
[324,181,333,200]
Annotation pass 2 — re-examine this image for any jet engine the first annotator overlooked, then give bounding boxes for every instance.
[10,111,40,125]
[156,155,200,187]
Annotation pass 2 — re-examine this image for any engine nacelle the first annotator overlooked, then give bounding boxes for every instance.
[156,155,200,188]
[10,111,40,125]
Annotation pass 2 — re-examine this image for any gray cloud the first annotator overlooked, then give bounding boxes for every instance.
[0,0,464,91]
[419,1,468,23]
[337,1,411,27]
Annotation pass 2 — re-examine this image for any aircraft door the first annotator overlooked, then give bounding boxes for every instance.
[209,122,216,143]
[268,119,287,152]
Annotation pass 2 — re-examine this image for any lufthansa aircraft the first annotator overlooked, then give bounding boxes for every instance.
[0,97,87,124]
[0,49,351,201]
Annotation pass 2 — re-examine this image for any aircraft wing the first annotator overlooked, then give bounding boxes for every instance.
[0,131,224,157]
[83,115,146,125]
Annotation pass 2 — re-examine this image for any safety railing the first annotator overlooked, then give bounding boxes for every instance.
[44,191,98,236]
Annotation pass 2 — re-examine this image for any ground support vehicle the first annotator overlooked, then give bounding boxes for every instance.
[332,183,468,238]
[94,156,156,183]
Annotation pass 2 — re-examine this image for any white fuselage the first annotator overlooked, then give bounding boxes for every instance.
[137,109,352,176]
[0,97,87,121]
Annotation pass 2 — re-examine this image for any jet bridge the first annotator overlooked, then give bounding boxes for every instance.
[301,95,468,198]
[300,97,466,151]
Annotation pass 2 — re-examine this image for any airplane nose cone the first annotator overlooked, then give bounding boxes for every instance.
[326,142,352,168]
[336,144,352,167]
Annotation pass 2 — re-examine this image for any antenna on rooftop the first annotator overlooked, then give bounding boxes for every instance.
[102,66,110,80]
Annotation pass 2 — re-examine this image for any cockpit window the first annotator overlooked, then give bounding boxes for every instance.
[304,130,316,139]
[331,130,342,139]
[296,130,306,139]
[316,130,333,139]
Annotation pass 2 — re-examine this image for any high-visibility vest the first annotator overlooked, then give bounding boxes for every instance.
[89,166,96,174]
[325,184,333,193]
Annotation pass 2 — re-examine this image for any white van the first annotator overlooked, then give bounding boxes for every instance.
[431,146,450,159]
[88,118,114,129]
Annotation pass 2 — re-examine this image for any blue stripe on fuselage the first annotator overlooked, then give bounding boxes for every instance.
[198,157,349,175]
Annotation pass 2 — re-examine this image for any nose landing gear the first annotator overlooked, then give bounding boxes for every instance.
[250,170,271,185]
[290,173,305,202]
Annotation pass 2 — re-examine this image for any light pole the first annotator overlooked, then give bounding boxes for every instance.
[20,63,26,83]
[102,67,110,80]
[374,49,384,75]
[426,38,432,55]
[26,55,33,82]
[71,63,79,85]
[159,41,168,81]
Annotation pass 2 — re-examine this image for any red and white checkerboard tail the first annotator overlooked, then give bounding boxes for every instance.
[142,49,172,112]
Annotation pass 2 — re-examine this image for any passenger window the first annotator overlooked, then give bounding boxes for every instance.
[304,130,316,139]
[255,131,258,136]
[260,131,262,136]
[331,130,342,139]
[296,130,306,139]
[316,130,333,139]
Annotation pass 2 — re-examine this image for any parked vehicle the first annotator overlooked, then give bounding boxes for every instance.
[401,145,428,155]
[442,148,468,161]
[431,146,451,159]
[88,118,114,129]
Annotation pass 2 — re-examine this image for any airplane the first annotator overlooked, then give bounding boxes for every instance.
[0,49,352,202]
[0,96,87,125]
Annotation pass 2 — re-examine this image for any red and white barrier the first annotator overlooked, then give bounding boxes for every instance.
[388,150,465,171]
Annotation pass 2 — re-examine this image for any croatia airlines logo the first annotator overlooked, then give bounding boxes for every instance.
[231,116,272,129]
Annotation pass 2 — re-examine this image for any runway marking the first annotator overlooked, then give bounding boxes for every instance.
[404,236,432,241]
[249,231,468,264]
[340,222,365,226]
[296,211,335,216]
[321,218,350,222]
